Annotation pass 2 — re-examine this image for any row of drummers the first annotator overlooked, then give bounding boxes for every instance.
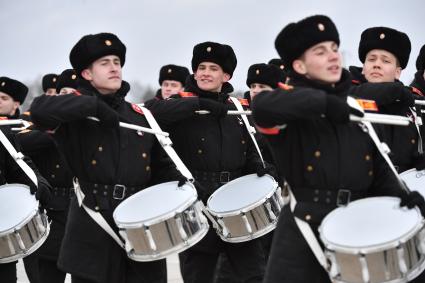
[1,14,425,283]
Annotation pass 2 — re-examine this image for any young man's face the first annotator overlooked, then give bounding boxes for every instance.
[81,55,122,95]
[0,92,19,116]
[45,88,57,96]
[249,83,273,100]
[59,87,76,95]
[161,80,184,99]
[362,49,401,83]
[293,41,342,84]
[194,62,230,92]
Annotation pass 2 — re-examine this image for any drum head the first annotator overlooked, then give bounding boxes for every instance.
[0,184,37,233]
[320,197,422,250]
[207,174,276,214]
[400,169,425,196]
[113,182,196,225]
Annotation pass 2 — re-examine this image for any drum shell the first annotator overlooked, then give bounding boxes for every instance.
[210,186,283,243]
[326,227,425,283]
[320,197,425,283]
[117,200,209,262]
[0,210,50,263]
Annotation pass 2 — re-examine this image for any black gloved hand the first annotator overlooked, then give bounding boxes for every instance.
[256,163,277,179]
[96,99,119,128]
[199,98,228,118]
[177,174,189,187]
[400,190,425,217]
[413,153,425,171]
[326,95,364,123]
[30,175,52,208]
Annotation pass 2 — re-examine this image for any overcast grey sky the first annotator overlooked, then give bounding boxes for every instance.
[1,0,424,98]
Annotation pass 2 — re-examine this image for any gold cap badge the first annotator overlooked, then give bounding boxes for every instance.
[318,23,325,31]
[105,40,112,46]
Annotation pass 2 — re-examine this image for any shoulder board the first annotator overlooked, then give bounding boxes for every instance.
[351,79,360,85]
[179,92,197,98]
[277,82,293,91]
[23,111,31,116]
[0,117,8,120]
[356,99,379,112]
[131,104,144,115]
[411,86,424,97]
[256,126,280,135]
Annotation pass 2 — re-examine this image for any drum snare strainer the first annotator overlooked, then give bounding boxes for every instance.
[319,197,425,283]
[113,181,209,261]
[0,184,50,263]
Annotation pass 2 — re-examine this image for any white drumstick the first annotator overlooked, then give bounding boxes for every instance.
[350,113,410,126]
[0,119,30,127]
[415,100,425,106]
[87,117,169,137]
[196,110,252,115]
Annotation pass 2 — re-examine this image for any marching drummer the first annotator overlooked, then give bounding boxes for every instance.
[215,62,283,283]
[349,27,425,173]
[411,44,425,95]
[30,32,184,283]
[152,64,190,100]
[251,15,425,283]
[0,77,51,283]
[15,68,78,283]
[42,73,59,96]
[267,58,287,84]
[146,41,274,283]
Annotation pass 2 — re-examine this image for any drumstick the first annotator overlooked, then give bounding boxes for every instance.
[196,110,410,126]
[350,113,411,126]
[87,117,169,137]
[196,110,252,115]
[0,119,30,127]
[415,100,425,106]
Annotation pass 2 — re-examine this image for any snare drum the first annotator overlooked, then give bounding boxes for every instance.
[400,169,425,196]
[0,184,50,263]
[206,174,283,243]
[113,181,209,262]
[319,197,425,283]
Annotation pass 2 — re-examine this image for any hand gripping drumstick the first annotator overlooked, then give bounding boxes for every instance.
[87,117,169,137]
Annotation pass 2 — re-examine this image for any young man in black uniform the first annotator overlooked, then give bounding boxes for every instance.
[153,64,190,100]
[411,44,425,95]
[0,77,51,283]
[146,41,271,283]
[17,68,79,283]
[251,15,425,283]
[42,74,58,96]
[30,32,183,283]
[353,27,425,173]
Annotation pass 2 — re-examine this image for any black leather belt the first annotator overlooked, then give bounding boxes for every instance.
[295,188,367,206]
[51,187,73,197]
[79,181,143,201]
[192,170,242,184]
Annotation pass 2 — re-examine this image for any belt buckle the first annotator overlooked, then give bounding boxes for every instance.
[219,171,230,184]
[336,189,351,207]
[113,184,127,200]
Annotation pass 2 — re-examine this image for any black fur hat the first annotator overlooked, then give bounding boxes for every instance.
[246,63,281,88]
[56,69,78,93]
[268,58,287,82]
[0,77,28,104]
[70,33,126,76]
[358,27,411,69]
[191,41,237,77]
[42,74,58,92]
[158,64,190,86]
[275,15,340,70]
[416,44,425,71]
